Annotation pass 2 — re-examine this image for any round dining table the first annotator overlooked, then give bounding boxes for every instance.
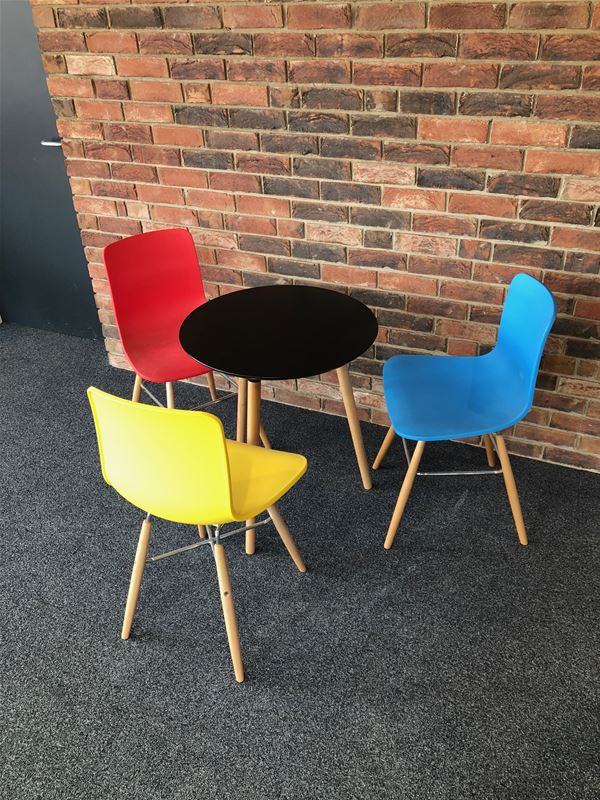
[180,284,378,554]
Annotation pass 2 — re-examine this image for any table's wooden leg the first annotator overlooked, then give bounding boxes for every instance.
[245,380,261,555]
[236,378,247,443]
[336,365,372,490]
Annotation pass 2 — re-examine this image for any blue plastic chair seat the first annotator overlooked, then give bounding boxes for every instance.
[383,274,557,442]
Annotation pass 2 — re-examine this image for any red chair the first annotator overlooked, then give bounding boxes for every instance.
[103,228,218,408]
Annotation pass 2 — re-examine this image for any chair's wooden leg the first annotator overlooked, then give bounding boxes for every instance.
[494,434,528,546]
[245,381,261,555]
[132,374,143,403]
[197,525,207,539]
[213,542,244,683]
[384,440,425,550]
[121,515,153,640]
[259,424,271,449]
[206,372,218,402]
[483,434,495,468]
[336,364,372,490]
[267,504,306,573]
[373,425,396,470]
[236,378,247,443]
[166,382,175,409]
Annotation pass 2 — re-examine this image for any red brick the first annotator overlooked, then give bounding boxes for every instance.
[226,214,276,236]
[306,223,362,246]
[491,120,568,147]
[583,65,600,90]
[430,3,506,29]
[352,63,421,87]
[211,84,269,107]
[575,299,600,320]
[186,188,234,211]
[317,34,383,58]
[94,79,128,100]
[551,227,600,251]
[459,33,539,60]
[452,145,522,171]
[137,185,184,205]
[75,99,123,121]
[56,119,102,140]
[104,123,152,144]
[237,196,290,217]
[448,193,517,218]
[353,162,414,186]
[130,80,182,103]
[254,33,315,57]
[355,3,425,29]
[222,5,283,29]
[525,151,600,177]
[423,63,498,89]
[124,103,173,123]
[151,205,198,226]
[39,31,86,52]
[31,6,56,29]
[287,4,351,30]
[508,3,590,28]
[153,126,204,147]
[86,31,137,54]
[562,178,600,201]
[226,59,286,83]
[158,167,209,189]
[65,55,115,76]
[419,117,488,143]
[111,163,157,183]
[139,33,193,55]
[378,272,437,295]
[115,56,168,78]
[396,233,457,257]
[47,76,94,98]
[535,95,600,123]
[321,264,376,288]
[382,187,445,211]
[210,172,260,193]
[183,84,211,104]
[542,35,600,61]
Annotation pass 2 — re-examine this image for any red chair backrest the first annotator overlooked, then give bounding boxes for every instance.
[103,228,206,347]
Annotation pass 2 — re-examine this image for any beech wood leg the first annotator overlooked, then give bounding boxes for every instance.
[494,434,528,546]
[197,525,207,539]
[213,542,244,683]
[245,380,261,555]
[259,424,271,449]
[121,516,152,640]
[236,379,247,443]
[336,365,372,490]
[267,504,306,573]
[483,434,496,468]
[384,441,426,550]
[132,374,143,403]
[373,425,396,470]
[206,372,218,402]
[166,382,175,409]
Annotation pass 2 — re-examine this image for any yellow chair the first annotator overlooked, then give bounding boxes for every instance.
[88,387,308,683]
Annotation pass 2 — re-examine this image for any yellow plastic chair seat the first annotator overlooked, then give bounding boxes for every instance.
[226,441,307,523]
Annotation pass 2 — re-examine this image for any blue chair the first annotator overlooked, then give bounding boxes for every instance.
[374,273,556,550]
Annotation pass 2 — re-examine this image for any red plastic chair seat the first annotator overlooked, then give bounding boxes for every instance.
[103,229,212,384]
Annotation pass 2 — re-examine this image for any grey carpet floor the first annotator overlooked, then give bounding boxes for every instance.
[0,324,598,800]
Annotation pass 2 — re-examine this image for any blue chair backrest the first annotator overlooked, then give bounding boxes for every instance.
[494,273,556,406]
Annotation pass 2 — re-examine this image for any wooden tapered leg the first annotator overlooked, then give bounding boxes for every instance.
[236,378,247,443]
[336,365,372,490]
[132,374,143,403]
[206,372,218,402]
[245,380,261,555]
[121,516,153,640]
[259,424,271,449]
[384,440,425,550]
[267,504,306,573]
[213,543,244,683]
[494,435,528,546]
[483,434,495,468]
[166,382,175,409]
[197,525,207,539]
[373,425,396,470]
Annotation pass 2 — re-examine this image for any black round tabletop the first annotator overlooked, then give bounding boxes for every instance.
[179,285,378,381]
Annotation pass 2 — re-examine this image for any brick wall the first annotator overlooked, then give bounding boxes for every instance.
[32,0,600,471]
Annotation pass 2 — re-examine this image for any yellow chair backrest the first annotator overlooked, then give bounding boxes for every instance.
[87,387,234,524]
